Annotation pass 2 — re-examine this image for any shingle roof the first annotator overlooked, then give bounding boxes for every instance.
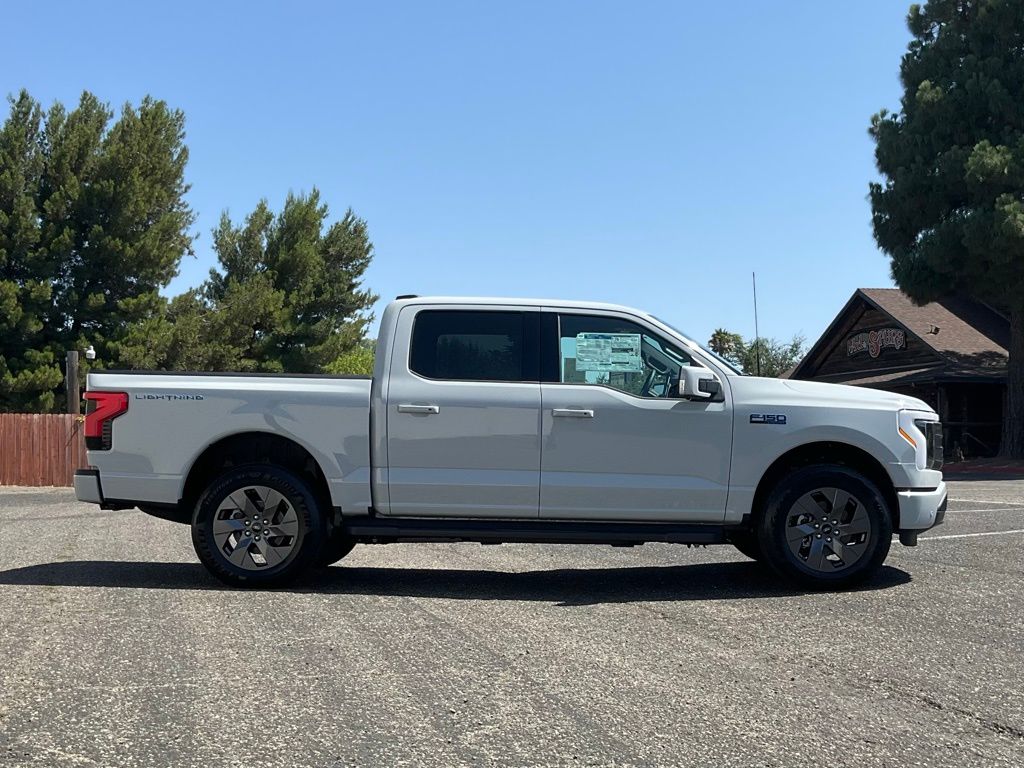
[789,288,1009,382]
[859,289,1008,366]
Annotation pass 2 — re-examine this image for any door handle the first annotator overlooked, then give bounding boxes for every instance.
[552,408,594,418]
[397,404,440,415]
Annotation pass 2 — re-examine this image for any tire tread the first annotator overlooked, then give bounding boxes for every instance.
[191,463,325,587]
[757,464,893,589]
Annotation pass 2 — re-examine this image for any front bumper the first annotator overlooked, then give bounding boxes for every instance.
[897,480,947,530]
[74,468,104,504]
[896,481,946,545]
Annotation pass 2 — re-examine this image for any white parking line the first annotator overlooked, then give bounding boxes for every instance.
[949,498,1024,505]
[946,507,1024,513]
[921,529,1024,541]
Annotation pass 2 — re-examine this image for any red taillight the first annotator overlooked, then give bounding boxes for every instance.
[84,391,128,449]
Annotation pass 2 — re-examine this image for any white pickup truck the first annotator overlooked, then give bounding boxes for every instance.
[75,296,946,588]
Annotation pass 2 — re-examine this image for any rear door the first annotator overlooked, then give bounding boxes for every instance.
[539,310,732,522]
[383,305,541,518]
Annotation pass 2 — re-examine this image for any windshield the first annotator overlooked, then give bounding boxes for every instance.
[649,315,745,375]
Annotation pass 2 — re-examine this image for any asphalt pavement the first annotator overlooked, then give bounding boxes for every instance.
[0,480,1022,767]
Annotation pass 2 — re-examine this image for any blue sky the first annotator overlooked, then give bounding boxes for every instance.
[2,1,912,347]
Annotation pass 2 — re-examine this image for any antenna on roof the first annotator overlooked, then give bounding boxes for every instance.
[752,272,762,376]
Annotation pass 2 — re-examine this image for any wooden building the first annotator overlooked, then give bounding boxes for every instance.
[789,289,1009,459]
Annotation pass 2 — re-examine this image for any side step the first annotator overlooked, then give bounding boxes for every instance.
[342,515,728,546]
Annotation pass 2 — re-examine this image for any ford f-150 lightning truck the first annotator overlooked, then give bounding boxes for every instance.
[74,296,947,588]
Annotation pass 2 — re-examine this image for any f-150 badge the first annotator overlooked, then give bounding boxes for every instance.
[750,413,787,425]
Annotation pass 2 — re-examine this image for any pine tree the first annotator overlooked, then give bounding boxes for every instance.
[0,90,194,411]
[870,0,1024,456]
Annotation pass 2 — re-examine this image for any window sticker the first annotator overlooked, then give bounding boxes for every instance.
[575,333,643,372]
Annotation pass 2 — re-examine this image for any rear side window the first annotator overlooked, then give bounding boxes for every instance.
[410,310,536,382]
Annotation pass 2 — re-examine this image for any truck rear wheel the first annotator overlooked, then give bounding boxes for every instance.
[758,465,892,589]
[191,464,326,587]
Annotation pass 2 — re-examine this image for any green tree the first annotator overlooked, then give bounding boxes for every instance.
[325,342,376,376]
[869,0,1024,456]
[738,335,806,378]
[707,330,805,377]
[0,93,60,410]
[708,329,744,361]
[113,291,243,372]
[113,191,377,374]
[0,90,194,411]
[205,190,377,372]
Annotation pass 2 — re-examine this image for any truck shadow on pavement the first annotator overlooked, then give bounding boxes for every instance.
[0,560,911,605]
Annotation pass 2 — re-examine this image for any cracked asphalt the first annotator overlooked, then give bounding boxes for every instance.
[0,479,1022,767]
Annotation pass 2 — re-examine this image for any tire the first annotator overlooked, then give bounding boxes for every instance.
[191,463,327,587]
[316,532,356,567]
[729,530,763,561]
[757,465,892,589]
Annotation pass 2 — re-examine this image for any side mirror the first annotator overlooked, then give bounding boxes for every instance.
[676,367,724,402]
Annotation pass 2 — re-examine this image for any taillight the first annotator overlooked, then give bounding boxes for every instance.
[83,391,128,450]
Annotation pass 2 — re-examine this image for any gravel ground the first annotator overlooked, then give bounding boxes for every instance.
[0,480,1021,767]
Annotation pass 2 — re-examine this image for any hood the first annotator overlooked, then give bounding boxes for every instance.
[729,376,934,413]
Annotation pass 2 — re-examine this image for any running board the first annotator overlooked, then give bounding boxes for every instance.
[342,516,728,546]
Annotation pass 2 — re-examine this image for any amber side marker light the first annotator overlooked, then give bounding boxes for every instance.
[898,426,917,448]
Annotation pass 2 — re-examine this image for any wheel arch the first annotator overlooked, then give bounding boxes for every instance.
[178,431,333,524]
[750,441,899,529]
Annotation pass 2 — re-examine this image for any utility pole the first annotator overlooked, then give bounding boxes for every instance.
[66,350,80,415]
[752,272,761,377]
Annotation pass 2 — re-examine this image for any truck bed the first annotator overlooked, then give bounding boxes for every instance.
[82,370,373,514]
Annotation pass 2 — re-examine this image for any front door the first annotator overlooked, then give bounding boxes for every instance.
[385,306,541,518]
[540,311,732,522]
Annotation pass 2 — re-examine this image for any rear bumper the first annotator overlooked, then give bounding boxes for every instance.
[897,480,947,533]
[74,468,103,504]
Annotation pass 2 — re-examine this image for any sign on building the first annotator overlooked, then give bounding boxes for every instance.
[846,327,906,358]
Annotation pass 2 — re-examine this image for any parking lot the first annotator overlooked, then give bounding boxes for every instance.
[0,480,1021,767]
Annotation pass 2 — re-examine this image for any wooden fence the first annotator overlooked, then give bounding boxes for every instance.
[0,414,87,487]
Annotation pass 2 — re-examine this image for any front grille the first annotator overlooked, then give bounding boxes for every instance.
[915,419,944,470]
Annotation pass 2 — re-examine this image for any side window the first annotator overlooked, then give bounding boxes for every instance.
[410,310,532,382]
[557,314,696,398]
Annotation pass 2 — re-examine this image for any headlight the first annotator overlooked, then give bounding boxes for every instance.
[914,418,944,470]
[898,410,942,470]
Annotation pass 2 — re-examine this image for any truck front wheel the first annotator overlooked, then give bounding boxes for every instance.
[191,464,326,587]
[316,534,356,567]
[758,465,892,589]
[729,530,763,561]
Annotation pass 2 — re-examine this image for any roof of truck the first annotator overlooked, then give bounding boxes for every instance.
[390,295,647,314]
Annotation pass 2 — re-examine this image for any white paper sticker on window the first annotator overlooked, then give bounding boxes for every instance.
[575,333,643,372]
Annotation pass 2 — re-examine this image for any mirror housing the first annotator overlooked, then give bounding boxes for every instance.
[676,367,724,402]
